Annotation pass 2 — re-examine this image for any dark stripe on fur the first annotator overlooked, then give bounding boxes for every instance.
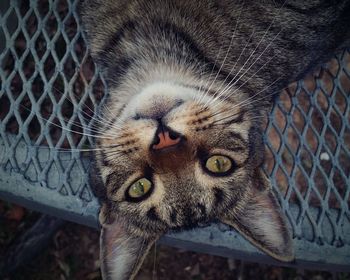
[100,103,126,132]
[170,210,177,224]
[284,2,334,16]
[100,20,136,59]
[229,131,247,150]
[213,187,224,206]
[226,110,245,125]
[105,172,116,191]
[182,207,196,228]
[105,171,130,195]
[151,19,240,84]
[98,19,248,91]
[100,149,112,167]
[147,207,161,222]
[89,156,107,201]
[247,125,265,166]
[107,56,135,87]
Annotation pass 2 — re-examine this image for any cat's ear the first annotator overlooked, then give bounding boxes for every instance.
[219,170,294,262]
[99,205,158,280]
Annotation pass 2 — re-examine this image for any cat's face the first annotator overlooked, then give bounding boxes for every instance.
[93,82,293,280]
[96,82,259,235]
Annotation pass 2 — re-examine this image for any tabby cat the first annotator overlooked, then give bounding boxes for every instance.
[79,0,350,279]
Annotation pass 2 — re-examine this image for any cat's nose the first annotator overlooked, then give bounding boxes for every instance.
[151,126,182,150]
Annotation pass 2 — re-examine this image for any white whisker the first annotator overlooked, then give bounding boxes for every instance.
[213,54,279,109]
[50,85,124,133]
[206,0,288,108]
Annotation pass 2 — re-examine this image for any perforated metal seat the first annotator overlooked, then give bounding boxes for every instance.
[0,0,349,271]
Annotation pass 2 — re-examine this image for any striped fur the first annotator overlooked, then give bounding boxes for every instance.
[80,1,350,279]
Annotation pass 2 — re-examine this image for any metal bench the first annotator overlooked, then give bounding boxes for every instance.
[1,0,349,272]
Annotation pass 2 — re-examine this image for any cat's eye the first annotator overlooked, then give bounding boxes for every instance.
[128,178,152,199]
[205,155,233,174]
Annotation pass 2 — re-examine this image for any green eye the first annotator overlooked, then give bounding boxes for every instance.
[205,155,232,174]
[128,178,152,199]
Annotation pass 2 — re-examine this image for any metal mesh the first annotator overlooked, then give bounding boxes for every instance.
[264,55,350,246]
[0,0,107,203]
[0,0,349,254]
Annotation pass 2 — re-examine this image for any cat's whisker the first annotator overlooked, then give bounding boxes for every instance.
[203,80,283,125]
[36,114,118,140]
[51,85,101,120]
[193,68,207,104]
[208,82,287,127]
[204,28,258,108]
[86,111,122,132]
[98,102,125,130]
[102,148,135,156]
[195,43,225,105]
[56,114,114,136]
[195,60,221,105]
[196,19,232,100]
[188,78,281,130]
[19,157,84,165]
[228,78,284,112]
[18,104,119,140]
[212,27,282,109]
[13,146,126,166]
[102,150,134,161]
[31,103,125,139]
[209,109,256,127]
[51,85,125,134]
[199,26,236,106]
[27,143,124,153]
[215,31,282,108]
[208,0,288,108]
[50,85,98,117]
[208,108,261,126]
[91,115,123,135]
[50,85,122,131]
[209,97,271,126]
[212,55,279,109]
[203,1,248,107]
[17,99,103,136]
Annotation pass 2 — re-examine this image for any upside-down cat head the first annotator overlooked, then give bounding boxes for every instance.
[91,80,293,280]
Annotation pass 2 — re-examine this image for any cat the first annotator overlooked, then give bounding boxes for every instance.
[79,0,350,279]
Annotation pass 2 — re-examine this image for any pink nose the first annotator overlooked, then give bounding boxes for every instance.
[152,131,181,150]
